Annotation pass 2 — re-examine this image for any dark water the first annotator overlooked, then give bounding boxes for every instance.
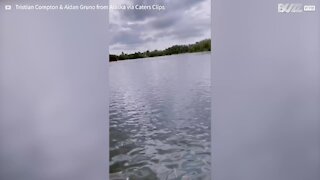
[109,53,211,180]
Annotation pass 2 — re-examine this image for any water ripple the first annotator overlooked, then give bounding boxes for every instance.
[110,53,211,180]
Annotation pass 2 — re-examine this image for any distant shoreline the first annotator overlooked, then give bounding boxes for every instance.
[109,51,210,62]
[109,39,211,62]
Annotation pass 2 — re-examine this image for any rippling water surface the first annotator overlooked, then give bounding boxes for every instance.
[110,53,211,180]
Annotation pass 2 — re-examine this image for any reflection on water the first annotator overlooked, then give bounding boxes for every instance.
[110,53,211,180]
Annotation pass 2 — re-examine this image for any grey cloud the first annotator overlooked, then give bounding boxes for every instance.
[155,23,207,40]
[172,27,205,39]
[111,31,143,45]
[150,13,180,29]
[110,0,210,54]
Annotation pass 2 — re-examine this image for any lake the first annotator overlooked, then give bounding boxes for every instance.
[109,52,211,180]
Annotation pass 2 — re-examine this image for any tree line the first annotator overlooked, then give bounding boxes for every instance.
[109,39,211,61]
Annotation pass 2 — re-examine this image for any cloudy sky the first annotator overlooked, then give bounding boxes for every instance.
[109,0,211,55]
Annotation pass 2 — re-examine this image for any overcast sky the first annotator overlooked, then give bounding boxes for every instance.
[109,0,211,55]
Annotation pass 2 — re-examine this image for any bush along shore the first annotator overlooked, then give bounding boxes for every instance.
[109,39,211,62]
